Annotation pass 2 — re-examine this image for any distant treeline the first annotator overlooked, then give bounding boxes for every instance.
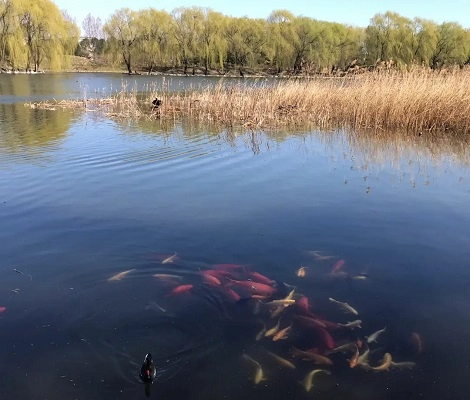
[1,1,469,73]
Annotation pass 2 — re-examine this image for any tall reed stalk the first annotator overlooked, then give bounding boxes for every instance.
[28,69,470,134]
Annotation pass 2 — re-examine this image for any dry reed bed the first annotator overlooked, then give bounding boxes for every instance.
[27,70,470,134]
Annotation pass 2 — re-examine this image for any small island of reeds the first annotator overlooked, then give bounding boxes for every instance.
[27,68,470,135]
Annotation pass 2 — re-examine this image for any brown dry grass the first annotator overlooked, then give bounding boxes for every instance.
[26,68,470,134]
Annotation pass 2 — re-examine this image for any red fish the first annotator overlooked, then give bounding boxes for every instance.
[410,332,423,353]
[167,284,193,296]
[213,263,247,271]
[331,259,346,274]
[294,315,327,329]
[246,271,274,286]
[309,326,335,350]
[296,296,311,313]
[225,278,276,297]
[223,287,241,302]
[0,306,6,313]
[202,270,237,281]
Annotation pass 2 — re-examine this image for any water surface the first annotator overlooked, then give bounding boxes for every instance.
[0,73,470,399]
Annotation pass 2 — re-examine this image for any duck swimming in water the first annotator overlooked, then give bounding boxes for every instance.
[140,353,157,383]
[140,353,157,397]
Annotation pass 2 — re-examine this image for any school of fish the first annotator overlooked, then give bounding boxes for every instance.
[108,252,421,392]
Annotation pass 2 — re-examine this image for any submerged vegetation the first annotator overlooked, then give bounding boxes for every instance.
[28,68,470,134]
[1,2,470,74]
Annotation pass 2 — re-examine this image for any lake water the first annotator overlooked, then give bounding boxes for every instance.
[1,73,470,400]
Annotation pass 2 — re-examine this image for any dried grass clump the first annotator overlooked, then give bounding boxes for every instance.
[27,68,470,134]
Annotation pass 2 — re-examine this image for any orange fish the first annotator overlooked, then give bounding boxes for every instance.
[226,278,276,297]
[0,306,6,313]
[201,273,221,286]
[372,353,392,371]
[272,325,292,341]
[349,345,359,368]
[167,284,193,296]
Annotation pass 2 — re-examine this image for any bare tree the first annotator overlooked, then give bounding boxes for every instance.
[82,13,103,39]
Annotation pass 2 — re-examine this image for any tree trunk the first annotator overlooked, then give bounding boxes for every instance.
[123,51,132,74]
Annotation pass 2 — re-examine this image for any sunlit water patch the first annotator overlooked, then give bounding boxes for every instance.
[0,76,470,399]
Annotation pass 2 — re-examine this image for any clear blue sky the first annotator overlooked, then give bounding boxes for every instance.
[54,0,470,30]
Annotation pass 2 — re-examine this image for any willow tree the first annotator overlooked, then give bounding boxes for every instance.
[333,24,364,70]
[17,0,78,71]
[430,22,468,68]
[171,7,204,74]
[104,8,139,74]
[225,17,267,70]
[135,8,173,72]
[200,9,226,74]
[267,10,295,73]
[0,0,14,63]
[60,10,80,68]
[290,17,323,73]
[0,0,27,68]
[410,18,439,66]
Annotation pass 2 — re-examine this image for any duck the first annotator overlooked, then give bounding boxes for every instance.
[152,98,162,109]
[139,353,157,383]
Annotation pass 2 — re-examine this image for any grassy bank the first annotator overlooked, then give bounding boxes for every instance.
[28,68,470,134]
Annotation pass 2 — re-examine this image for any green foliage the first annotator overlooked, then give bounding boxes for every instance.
[0,0,79,70]
[103,8,139,73]
[1,4,469,73]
